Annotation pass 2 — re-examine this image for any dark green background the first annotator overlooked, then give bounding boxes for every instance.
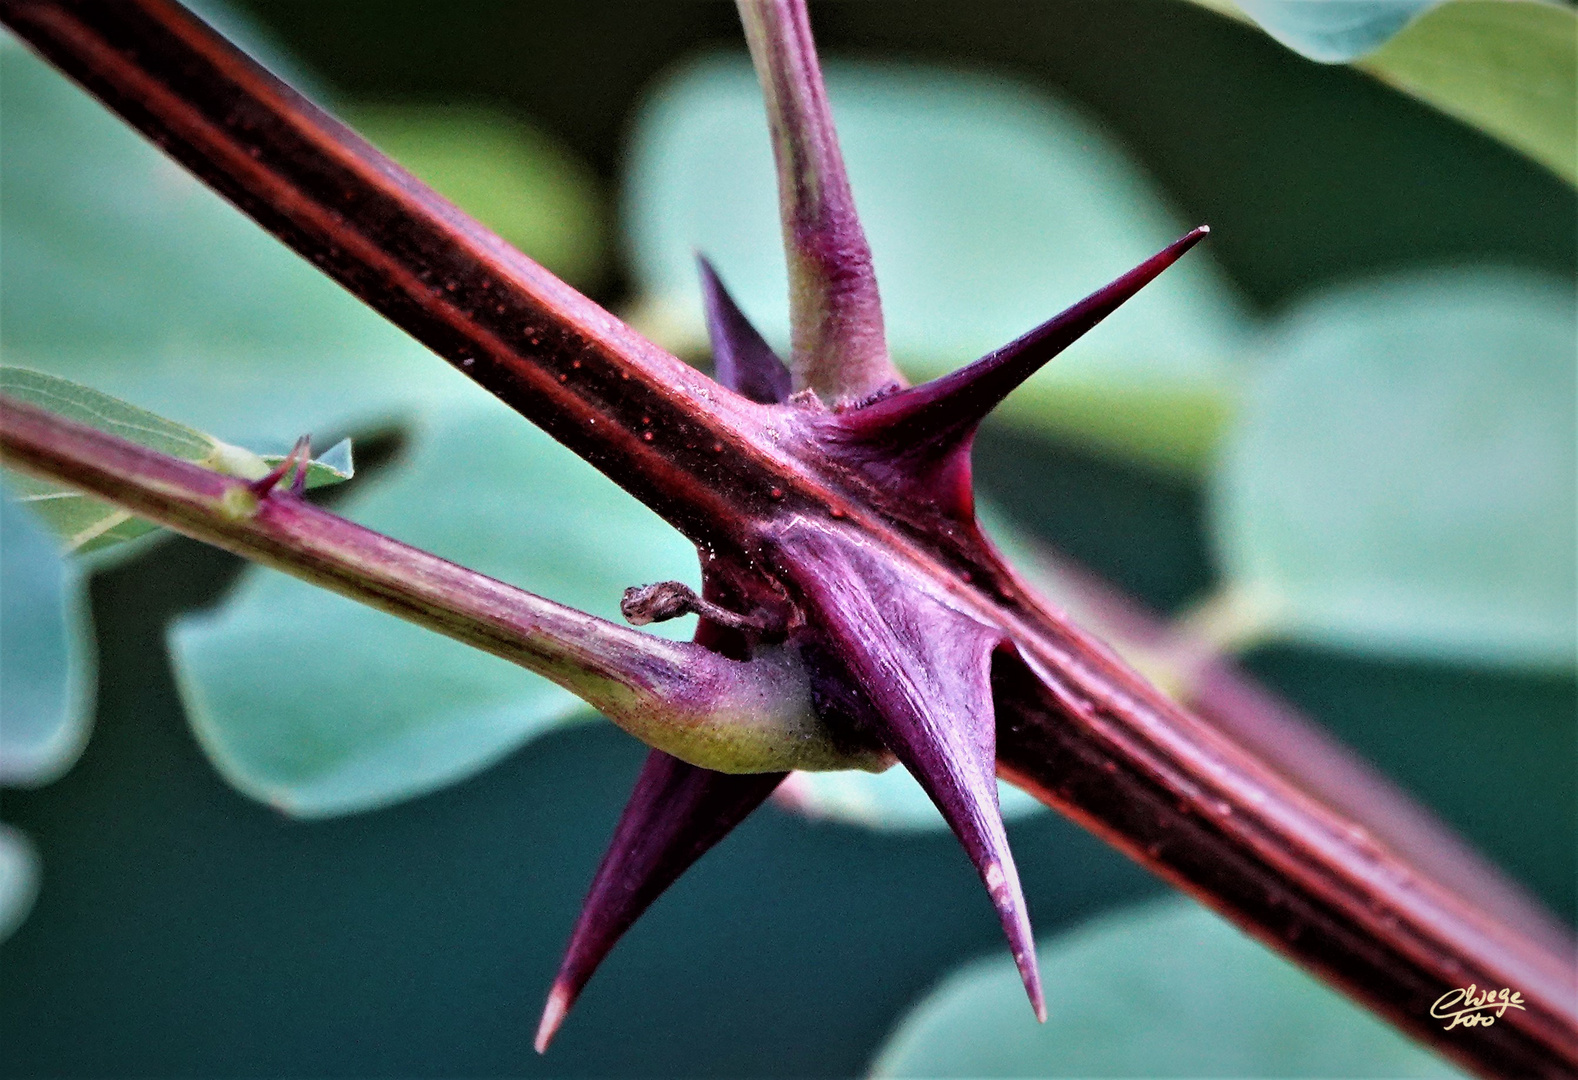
[2,2,1573,1075]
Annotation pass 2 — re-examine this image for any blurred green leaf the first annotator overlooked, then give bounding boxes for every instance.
[348,104,606,289]
[168,400,699,818]
[1211,269,1576,670]
[0,484,94,785]
[0,29,477,443]
[871,896,1466,1077]
[1190,1,1576,186]
[1231,0,1443,62]
[0,824,41,944]
[1360,1,1577,187]
[2,367,352,555]
[624,56,1252,474]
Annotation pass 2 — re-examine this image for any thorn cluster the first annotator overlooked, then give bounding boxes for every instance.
[531,0,1211,1053]
[536,230,1207,1049]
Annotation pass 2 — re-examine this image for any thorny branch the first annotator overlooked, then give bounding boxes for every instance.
[1,1,1573,1076]
[0,395,886,777]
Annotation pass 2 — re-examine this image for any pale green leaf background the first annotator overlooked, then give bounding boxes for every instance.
[0,824,41,944]
[625,56,1252,474]
[0,485,94,786]
[871,896,1466,1078]
[169,401,699,818]
[1211,269,1576,669]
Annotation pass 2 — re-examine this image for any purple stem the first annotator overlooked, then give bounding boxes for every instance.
[537,258,803,1052]
[737,0,901,401]
[1019,545,1574,956]
[0,394,869,777]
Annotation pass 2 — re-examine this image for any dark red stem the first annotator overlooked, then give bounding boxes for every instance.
[1022,545,1574,959]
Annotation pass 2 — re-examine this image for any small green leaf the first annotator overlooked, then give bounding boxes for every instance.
[1211,269,1576,669]
[0,824,41,943]
[169,401,700,818]
[0,482,94,785]
[257,438,354,491]
[871,896,1467,1077]
[624,56,1252,474]
[2,367,353,555]
[1232,0,1442,62]
[348,104,606,289]
[0,366,214,461]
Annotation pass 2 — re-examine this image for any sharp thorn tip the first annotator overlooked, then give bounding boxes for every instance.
[1020,953,1046,1022]
[841,225,1208,452]
[534,983,571,1055]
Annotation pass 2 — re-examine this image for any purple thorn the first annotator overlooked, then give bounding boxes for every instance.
[841,226,1210,451]
[247,434,312,497]
[773,521,1045,1019]
[698,255,792,405]
[288,435,312,497]
[535,751,785,1053]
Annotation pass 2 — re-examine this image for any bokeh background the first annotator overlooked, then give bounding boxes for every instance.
[1,1,1573,1075]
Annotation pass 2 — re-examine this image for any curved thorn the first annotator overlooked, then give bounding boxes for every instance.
[247,434,311,497]
[844,226,1210,448]
[288,435,312,497]
[535,752,785,1052]
[698,255,792,405]
[772,521,1044,1018]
